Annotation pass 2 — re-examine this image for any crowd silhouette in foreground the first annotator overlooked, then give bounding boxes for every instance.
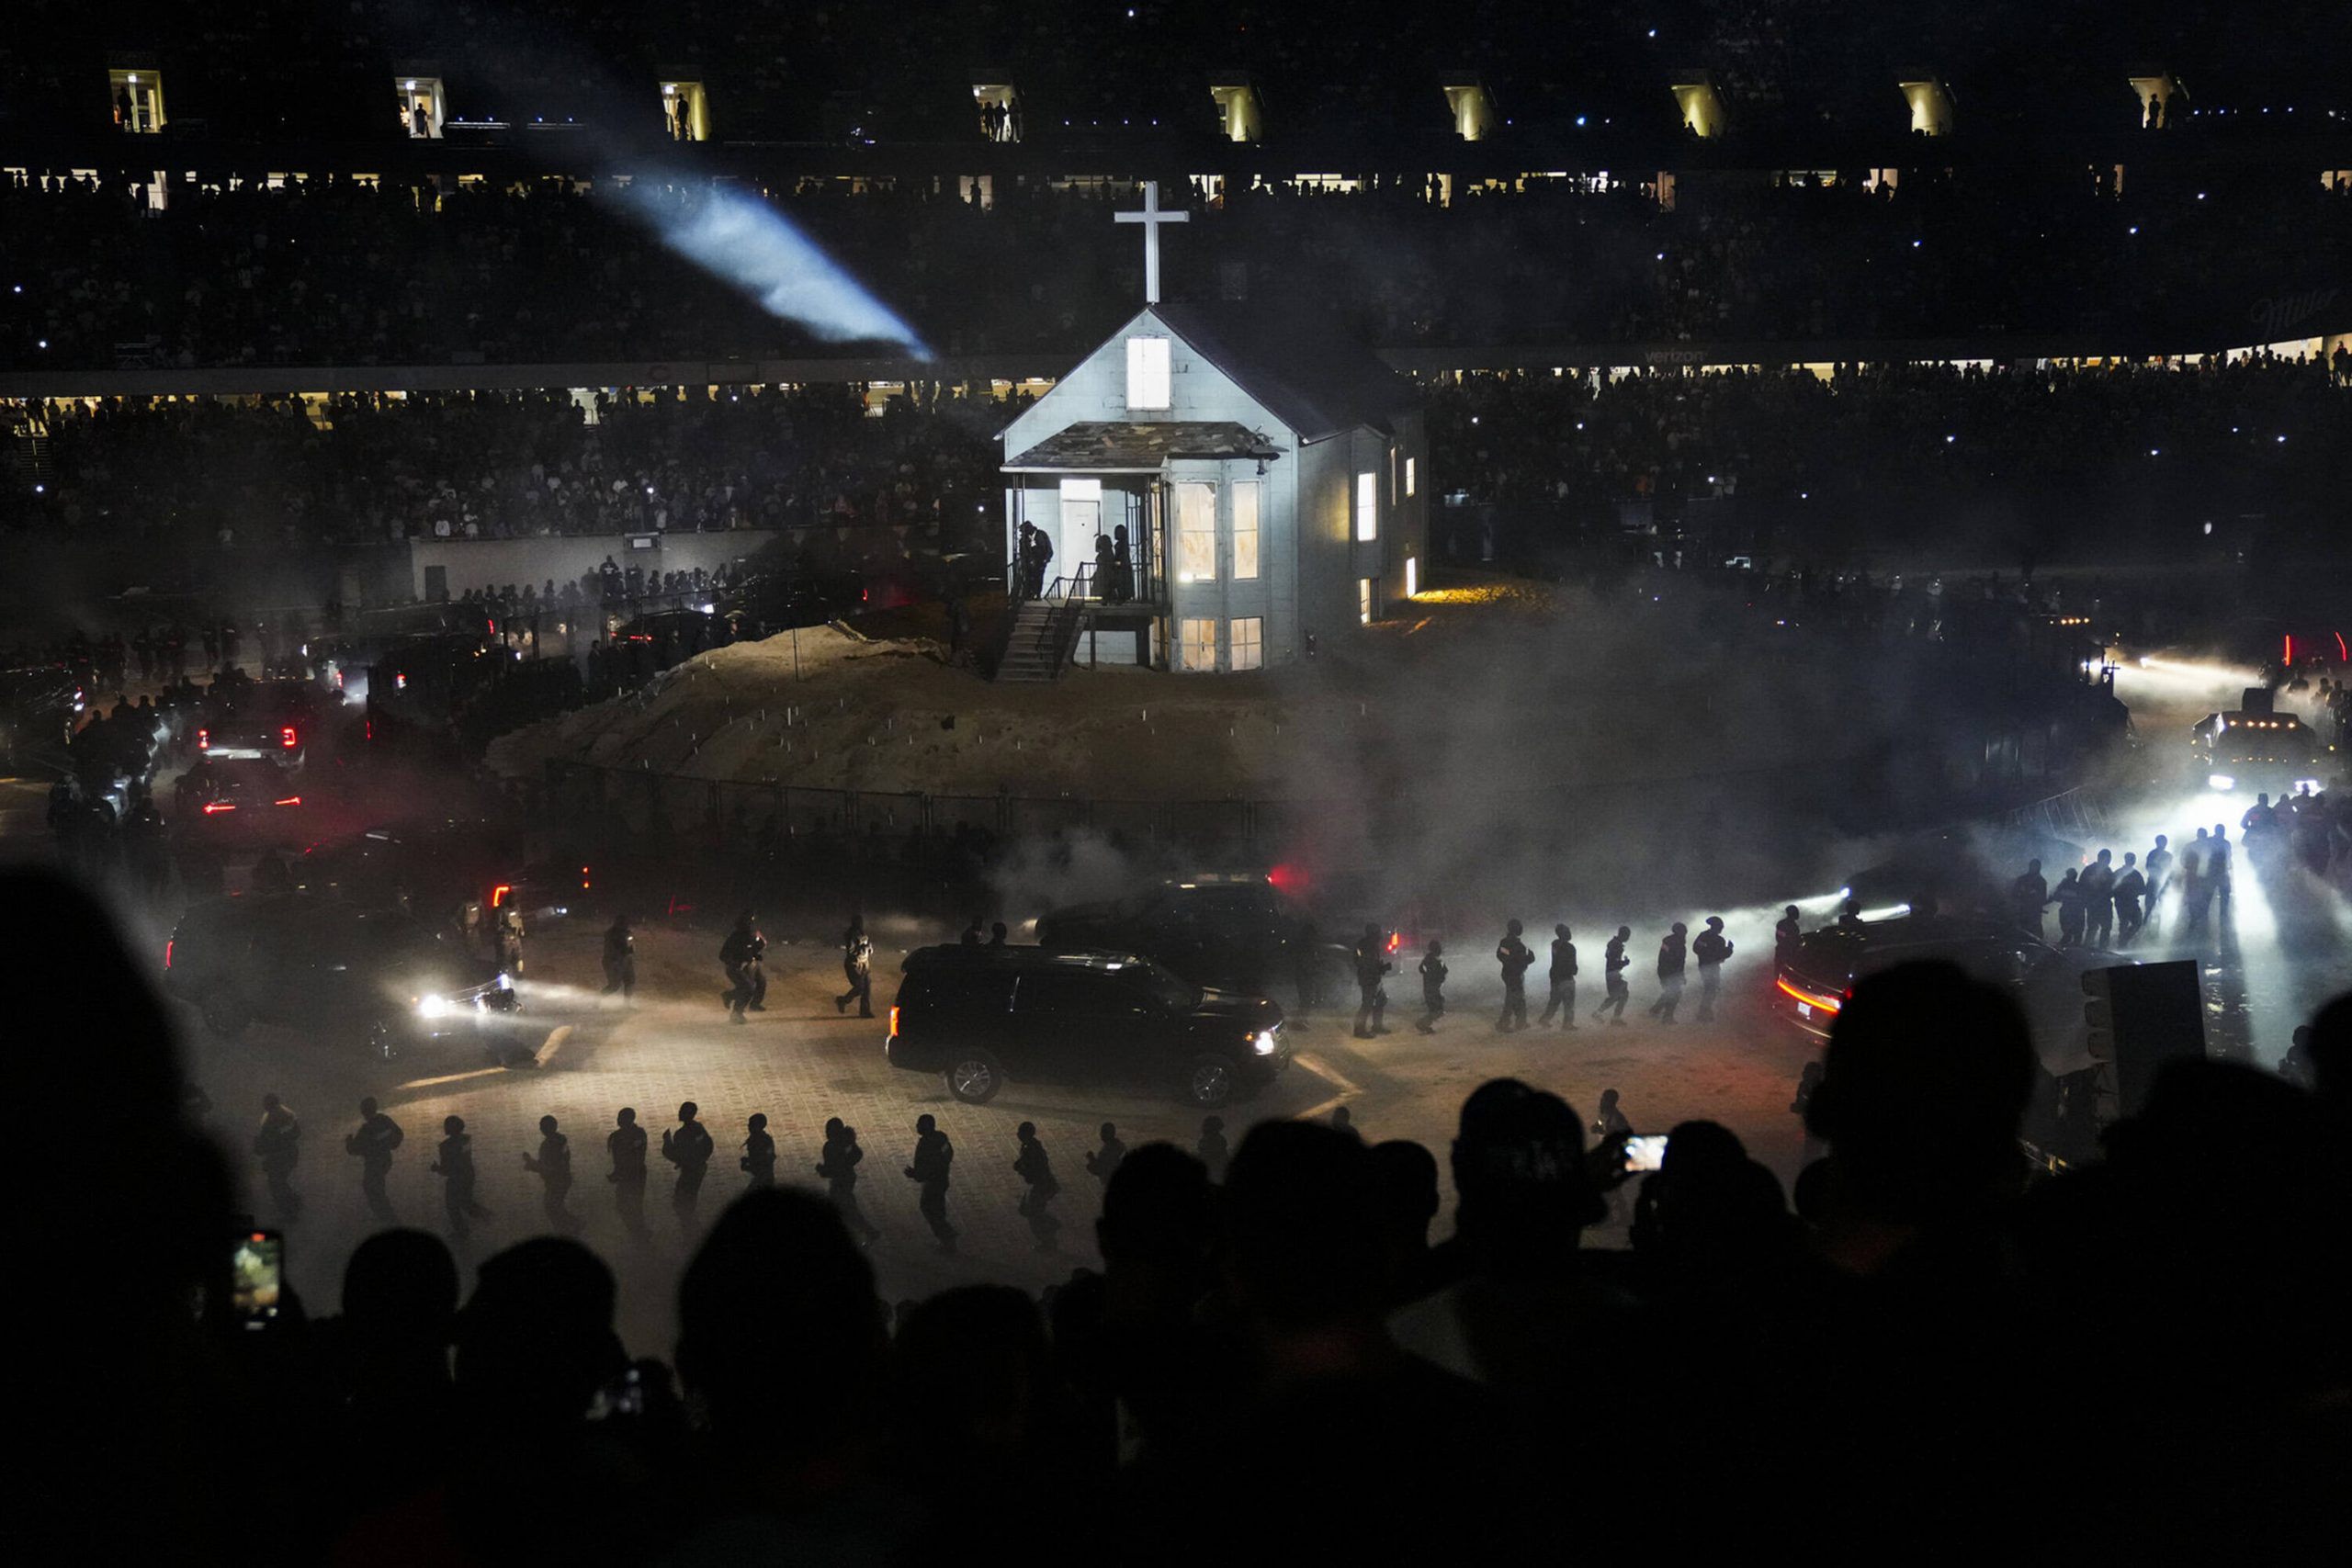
[19,866,2348,1562]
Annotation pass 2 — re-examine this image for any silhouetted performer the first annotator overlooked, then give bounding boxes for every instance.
[1013,1121,1060,1250]
[432,1115,491,1239]
[523,1114,575,1229]
[1598,926,1633,1022]
[2179,829,2211,934]
[2207,826,2233,917]
[254,1093,302,1221]
[817,1116,880,1243]
[961,917,984,945]
[1540,923,1578,1029]
[720,909,765,1023]
[1352,922,1391,1038]
[1196,1115,1230,1182]
[608,1107,649,1237]
[989,921,1008,946]
[663,1101,715,1223]
[602,915,636,999]
[1415,939,1448,1033]
[1495,919,1533,1032]
[1775,905,1803,969]
[1837,897,1864,931]
[345,1096,404,1224]
[2111,853,2147,946]
[2080,850,2116,948]
[906,1113,957,1252]
[740,1112,776,1190]
[2049,868,2086,947]
[2011,862,2047,939]
[836,915,874,1017]
[1691,916,1733,1021]
[2143,834,2173,933]
[1086,1122,1126,1186]
[1649,922,1689,1022]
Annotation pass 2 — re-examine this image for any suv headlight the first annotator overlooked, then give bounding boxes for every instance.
[2206,773,2234,791]
[416,993,452,1019]
[1251,1029,1278,1056]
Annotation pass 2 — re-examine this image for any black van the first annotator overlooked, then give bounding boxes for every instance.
[887,945,1290,1109]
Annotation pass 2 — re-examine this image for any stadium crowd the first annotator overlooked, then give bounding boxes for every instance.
[31,870,2352,1561]
[1428,350,2351,514]
[6,383,1008,550]
[11,352,2343,575]
[3,164,2346,369]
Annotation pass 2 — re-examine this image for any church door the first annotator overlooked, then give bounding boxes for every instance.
[1057,479,1101,594]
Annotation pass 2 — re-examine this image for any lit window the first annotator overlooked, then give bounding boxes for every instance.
[1126,336,1171,411]
[1355,471,1377,541]
[1179,617,1218,671]
[1177,481,1216,582]
[109,69,166,134]
[1405,457,1417,497]
[1359,579,1376,626]
[1232,480,1261,581]
[660,81,709,142]
[1230,616,1263,671]
[397,76,446,139]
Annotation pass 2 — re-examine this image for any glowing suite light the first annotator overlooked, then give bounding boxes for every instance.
[610,179,929,354]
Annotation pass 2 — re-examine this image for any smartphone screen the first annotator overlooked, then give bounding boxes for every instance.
[1622,1134,1670,1174]
[231,1231,284,1330]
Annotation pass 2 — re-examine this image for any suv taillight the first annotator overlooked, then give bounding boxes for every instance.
[196,728,209,749]
[280,726,298,749]
[888,1005,900,1038]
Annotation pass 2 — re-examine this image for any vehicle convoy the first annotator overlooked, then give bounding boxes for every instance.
[887,944,1290,1109]
[197,678,329,767]
[296,818,587,929]
[164,893,526,1059]
[2190,688,2327,801]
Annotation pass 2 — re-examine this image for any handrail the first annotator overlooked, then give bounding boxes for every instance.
[1039,564,1092,676]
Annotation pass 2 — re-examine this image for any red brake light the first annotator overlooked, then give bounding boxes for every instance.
[888,1005,900,1038]
[491,883,513,908]
[196,728,209,749]
[164,938,174,970]
[280,726,298,749]
[201,801,237,815]
[1776,976,1843,1014]
[274,795,301,807]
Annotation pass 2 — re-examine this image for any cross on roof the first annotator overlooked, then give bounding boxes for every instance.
[1114,181,1189,304]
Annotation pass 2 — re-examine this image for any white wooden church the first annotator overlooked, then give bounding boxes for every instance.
[999,186,1428,673]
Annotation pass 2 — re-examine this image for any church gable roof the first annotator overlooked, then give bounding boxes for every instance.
[1004,421,1283,472]
[1147,302,1419,443]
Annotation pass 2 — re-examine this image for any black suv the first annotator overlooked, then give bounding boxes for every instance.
[887,945,1289,1109]
[164,894,527,1059]
[1772,912,2107,1076]
[1035,876,1314,996]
